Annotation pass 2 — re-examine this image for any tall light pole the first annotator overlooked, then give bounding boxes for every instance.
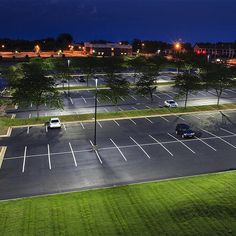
[93,78,98,148]
[67,59,71,96]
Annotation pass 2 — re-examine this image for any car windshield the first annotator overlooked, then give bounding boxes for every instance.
[169,101,175,104]
[51,119,59,123]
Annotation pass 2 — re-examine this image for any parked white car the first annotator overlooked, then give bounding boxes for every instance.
[164,100,178,108]
[49,118,61,129]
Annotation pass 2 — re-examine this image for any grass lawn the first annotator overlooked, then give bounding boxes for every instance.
[0,171,236,235]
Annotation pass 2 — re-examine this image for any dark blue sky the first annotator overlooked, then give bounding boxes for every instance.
[0,0,235,43]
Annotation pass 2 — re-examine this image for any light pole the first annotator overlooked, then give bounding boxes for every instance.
[67,59,70,96]
[93,78,98,148]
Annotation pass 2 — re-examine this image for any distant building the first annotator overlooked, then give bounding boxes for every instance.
[194,43,236,58]
[84,42,132,57]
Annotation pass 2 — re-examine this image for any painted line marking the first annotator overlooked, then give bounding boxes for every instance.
[89,140,102,164]
[168,133,196,154]
[97,121,103,128]
[195,137,217,151]
[149,135,173,157]
[130,136,151,159]
[81,96,87,103]
[225,89,236,94]
[145,106,151,109]
[220,128,235,135]
[47,144,52,170]
[160,116,169,122]
[119,96,125,101]
[29,114,32,119]
[174,115,185,121]
[159,92,173,98]
[201,129,236,149]
[105,95,111,101]
[130,95,137,100]
[198,91,207,96]
[27,126,30,134]
[80,122,85,129]
[69,97,74,105]
[11,114,16,119]
[129,119,136,125]
[191,114,201,120]
[110,139,127,161]
[69,142,77,167]
[30,102,33,107]
[63,124,67,131]
[45,125,48,133]
[145,117,154,124]
[118,107,124,111]
[153,94,161,99]
[97,98,100,103]
[22,146,27,173]
[113,120,120,126]
[132,106,138,110]
[104,108,109,112]
[0,147,7,168]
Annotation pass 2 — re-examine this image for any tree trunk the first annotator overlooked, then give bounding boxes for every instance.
[216,89,222,107]
[149,90,153,103]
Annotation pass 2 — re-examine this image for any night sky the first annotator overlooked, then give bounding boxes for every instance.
[0,0,235,43]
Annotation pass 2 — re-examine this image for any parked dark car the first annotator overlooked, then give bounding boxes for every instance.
[78,77,86,82]
[176,124,195,138]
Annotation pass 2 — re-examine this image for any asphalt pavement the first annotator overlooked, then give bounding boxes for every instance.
[0,110,236,200]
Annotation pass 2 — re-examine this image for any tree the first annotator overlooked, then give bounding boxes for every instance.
[98,58,129,107]
[202,64,236,106]
[6,60,63,118]
[56,33,73,49]
[135,63,158,103]
[175,72,201,108]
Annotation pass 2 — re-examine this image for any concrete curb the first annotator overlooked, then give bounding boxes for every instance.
[0,127,12,138]
[0,146,7,168]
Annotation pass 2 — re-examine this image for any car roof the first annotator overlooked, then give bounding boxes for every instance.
[50,117,60,121]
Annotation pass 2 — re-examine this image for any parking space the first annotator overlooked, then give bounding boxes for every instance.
[0,110,236,199]
[11,86,236,118]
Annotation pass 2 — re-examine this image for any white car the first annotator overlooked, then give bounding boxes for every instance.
[49,118,61,129]
[164,100,178,108]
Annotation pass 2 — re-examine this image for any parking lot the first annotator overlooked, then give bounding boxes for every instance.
[9,85,236,118]
[0,110,236,200]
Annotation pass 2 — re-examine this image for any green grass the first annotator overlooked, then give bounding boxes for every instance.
[0,103,236,129]
[1,171,236,235]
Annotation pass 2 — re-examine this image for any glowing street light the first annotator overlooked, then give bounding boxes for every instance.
[174,42,181,50]
[34,44,40,54]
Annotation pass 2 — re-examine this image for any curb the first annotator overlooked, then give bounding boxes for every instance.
[0,146,7,168]
[0,127,12,138]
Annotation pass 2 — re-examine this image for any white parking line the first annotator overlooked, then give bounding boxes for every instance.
[103,108,109,112]
[47,144,52,170]
[160,116,170,122]
[97,97,100,103]
[168,133,196,154]
[153,94,161,99]
[198,91,207,96]
[130,136,151,159]
[145,117,154,124]
[225,89,236,94]
[89,140,102,164]
[118,107,124,111]
[195,137,217,151]
[97,121,103,128]
[69,142,78,167]
[11,114,16,119]
[110,138,127,161]
[63,124,67,131]
[22,146,27,173]
[113,120,120,126]
[130,95,137,100]
[119,96,125,101]
[220,128,235,135]
[69,97,74,105]
[159,92,173,99]
[27,126,30,134]
[30,102,33,107]
[80,122,85,129]
[132,106,138,110]
[191,114,201,120]
[149,135,173,157]
[145,106,151,109]
[29,114,32,119]
[81,96,87,104]
[129,119,136,125]
[201,129,236,149]
[174,115,185,121]
[105,95,111,101]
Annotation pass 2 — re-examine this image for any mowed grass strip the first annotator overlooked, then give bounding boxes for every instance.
[0,171,236,235]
